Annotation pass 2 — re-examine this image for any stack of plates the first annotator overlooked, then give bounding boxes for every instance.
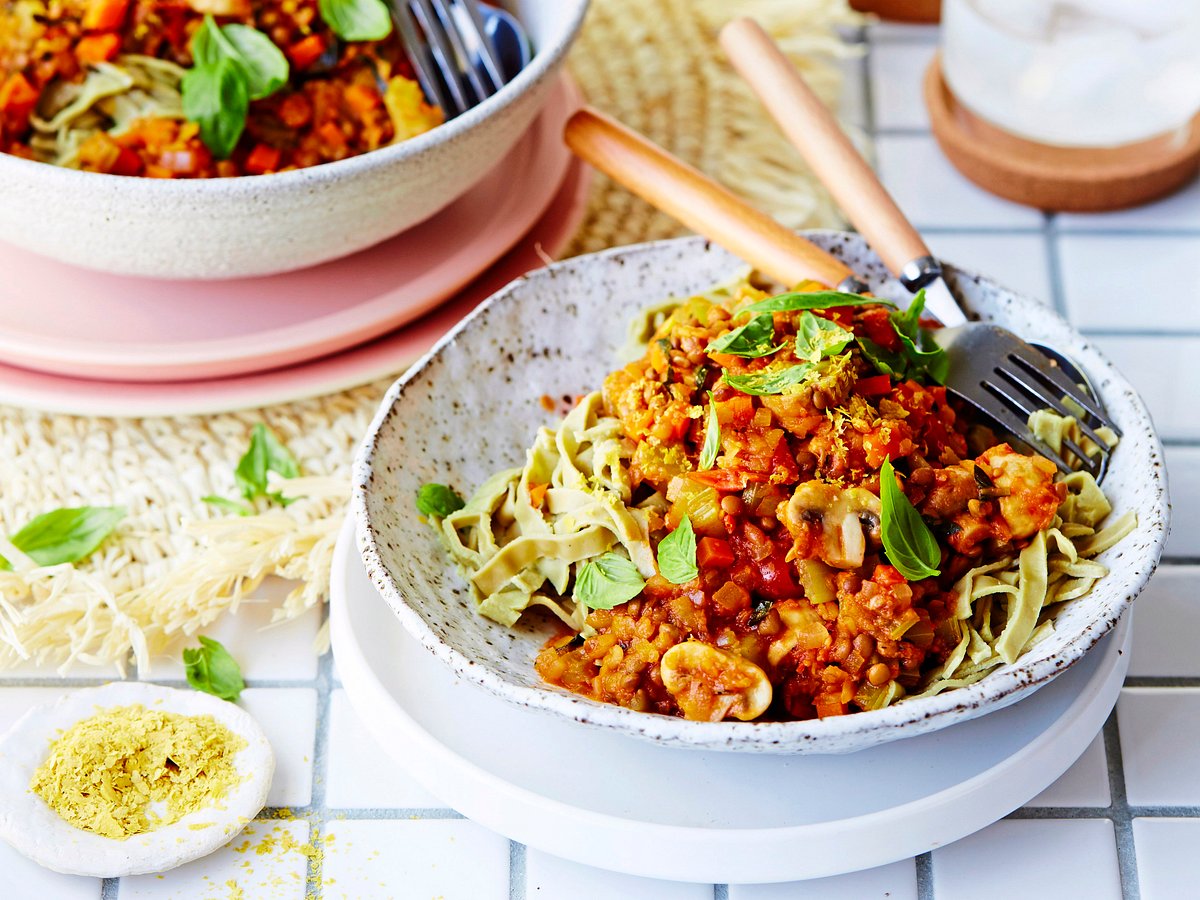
[0,76,590,417]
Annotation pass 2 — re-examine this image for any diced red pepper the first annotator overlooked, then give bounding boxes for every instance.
[244,143,281,175]
[76,32,122,64]
[688,468,756,491]
[697,537,735,569]
[108,146,143,176]
[82,0,129,32]
[317,121,347,151]
[0,73,38,122]
[873,564,907,587]
[287,35,326,70]
[344,83,381,114]
[854,374,892,397]
[276,92,313,128]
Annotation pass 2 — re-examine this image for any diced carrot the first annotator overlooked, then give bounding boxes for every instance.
[344,83,381,114]
[689,468,755,491]
[709,352,742,369]
[0,73,38,120]
[697,537,735,569]
[108,146,143,176]
[317,121,347,150]
[716,395,754,427]
[244,143,281,175]
[75,32,122,64]
[712,580,751,614]
[527,482,549,508]
[276,92,312,128]
[82,0,129,32]
[854,374,892,397]
[287,35,325,70]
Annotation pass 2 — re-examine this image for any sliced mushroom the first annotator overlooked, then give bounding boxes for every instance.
[660,641,772,722]
[785,481,882,569]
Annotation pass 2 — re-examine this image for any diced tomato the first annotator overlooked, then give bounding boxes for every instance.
[688,468,757,491]
[0,73,38,122]
[243,143,281,175]
[716,395,754,427]
[344,83,381,114]
[697,537,735,569]
[276,92,313,128]
[82,0,129,31]
[287,35,326,70]
[859,306,901,350]
[75,32,122,64]
[317,121,347,151]
[854,374,892,397]
[873,564,907,587]
[108,146,143,176]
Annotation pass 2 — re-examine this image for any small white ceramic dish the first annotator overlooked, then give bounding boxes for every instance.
[0,682,273,877]
[331,518,1132,883]
[0,0,588,280]
[353,232,1169,754]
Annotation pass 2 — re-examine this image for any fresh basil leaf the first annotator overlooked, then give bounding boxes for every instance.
[743,290,896,316]
[0,554,9,571]
[574,553,645,610]
[887,289,950,385]
[890,288,926,342]
[796,311,854,363]
[318,0,393,42]
[221,23,289,100]
[202,495,254,516]
[856,336,908,379]
[657,515,698,584]
[9,506,126,567]
[723,364,814,396]
[699,395,720,470]
[707,314,784,359]
[879,458,941,580]
[234,424,300,501]
[183,636,245,702]
[191,15,223,67]
[182,56,248,159]
[416,483,465,518]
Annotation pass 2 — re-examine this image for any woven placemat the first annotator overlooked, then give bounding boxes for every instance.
[0,0,860,674]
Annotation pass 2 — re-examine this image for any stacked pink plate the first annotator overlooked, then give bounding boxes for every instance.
[0,76,590,417]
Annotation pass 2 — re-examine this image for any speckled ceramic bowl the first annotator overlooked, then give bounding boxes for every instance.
[0,0,587,280]
[353,232,1169,754]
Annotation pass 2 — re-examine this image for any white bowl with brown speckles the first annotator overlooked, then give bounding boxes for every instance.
[0,0,588,280]
[353,232,1169,754]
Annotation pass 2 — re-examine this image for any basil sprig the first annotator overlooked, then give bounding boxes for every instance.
[707,314,783,359]
[795,311,854,363]
[575,553,645,610]
[723,364,814,396]
[183,636,245,702]
[416,483,466,518]
[879,458,941,581]
[743,290,896,316]
[699,394,720,470]
[657,515,698,584]
[319,0,394,41]
[203,423,301,515]
[183,16,289,158]
[0,506,126,570]
[856,290,949,385]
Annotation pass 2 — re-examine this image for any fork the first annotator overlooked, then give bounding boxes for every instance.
[390,0,517,118]
[718,18,1120,479]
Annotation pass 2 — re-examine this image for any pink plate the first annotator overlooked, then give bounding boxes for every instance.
[0,76,580,383]
[0,156,591,417]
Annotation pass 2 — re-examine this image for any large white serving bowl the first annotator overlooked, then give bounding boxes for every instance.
[0,0,588,280]
[353,232,1169,754]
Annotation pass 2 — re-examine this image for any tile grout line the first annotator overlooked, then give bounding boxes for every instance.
[915,851,934,899]
[1102,708,1142,899]
[100,877,121,899]
[304,645,336,899]
[713,884,730,900]
[1041,212,1072,320]
[509,841,526,900]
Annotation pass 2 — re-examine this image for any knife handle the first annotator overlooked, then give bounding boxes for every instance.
[563,107,861,291]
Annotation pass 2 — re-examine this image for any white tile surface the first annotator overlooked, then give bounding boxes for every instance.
[1163,446,1200,558]
[1058,178,1200,232]
[931,232,1052,302]
[933,819,1121,900]
[324,689,444,809]
[0,840,101,900]
[1129,567,1200,677]
[867,22,939,43]
[144,584,323,681]
[0,685,76,731]
[1057,235,1200,331]
[527,851,711,900]
[1133,818,1200,900]
[0,658,124,681]
[729,858,917,899]
[869,42,935,130]
[875,135,1044,229]
[319,819,509,900]
[120,819,310,899]
[1090,336,1200,441]
[240,688,317,808]
[1026,734,1111,808]
[1118,688,1200,806]
[838,51,869,130]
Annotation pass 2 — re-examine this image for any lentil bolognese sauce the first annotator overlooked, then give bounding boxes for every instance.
[0,0,442,176]
[419,274,1134,723]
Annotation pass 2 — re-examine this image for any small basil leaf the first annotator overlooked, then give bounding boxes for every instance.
[10,506,126,567]
[795,311,854,363]
[890,288,926,342]
[707,314,784,359]
[657,515,698,584]
[856,336,908,379]
[749,596,774,627]
[888,289,950,385]
[183,636,245,702]
[416,483,465,518]
[742,290,896,316]
[234,424,300,501]
[723,364,814,396]
[879,458,941,580]
[191,15,223,67]
[574,553,646,610]
[221,23,289,100]
[318,0,393,42]
[699,395,720,470]
[202,495,254,516]
[182,57,248,159]
[0,554,10,571]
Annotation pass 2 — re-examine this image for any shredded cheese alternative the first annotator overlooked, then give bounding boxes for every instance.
[30,704,246,839]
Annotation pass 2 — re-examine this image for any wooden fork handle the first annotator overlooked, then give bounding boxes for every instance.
[719,17,931,279]
[563,107,858,290]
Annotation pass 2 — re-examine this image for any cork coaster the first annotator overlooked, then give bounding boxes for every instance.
[925,55,1200,213]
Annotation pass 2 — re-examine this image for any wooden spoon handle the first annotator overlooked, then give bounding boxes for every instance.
[563,107,858,290]
[719,17,931,278]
